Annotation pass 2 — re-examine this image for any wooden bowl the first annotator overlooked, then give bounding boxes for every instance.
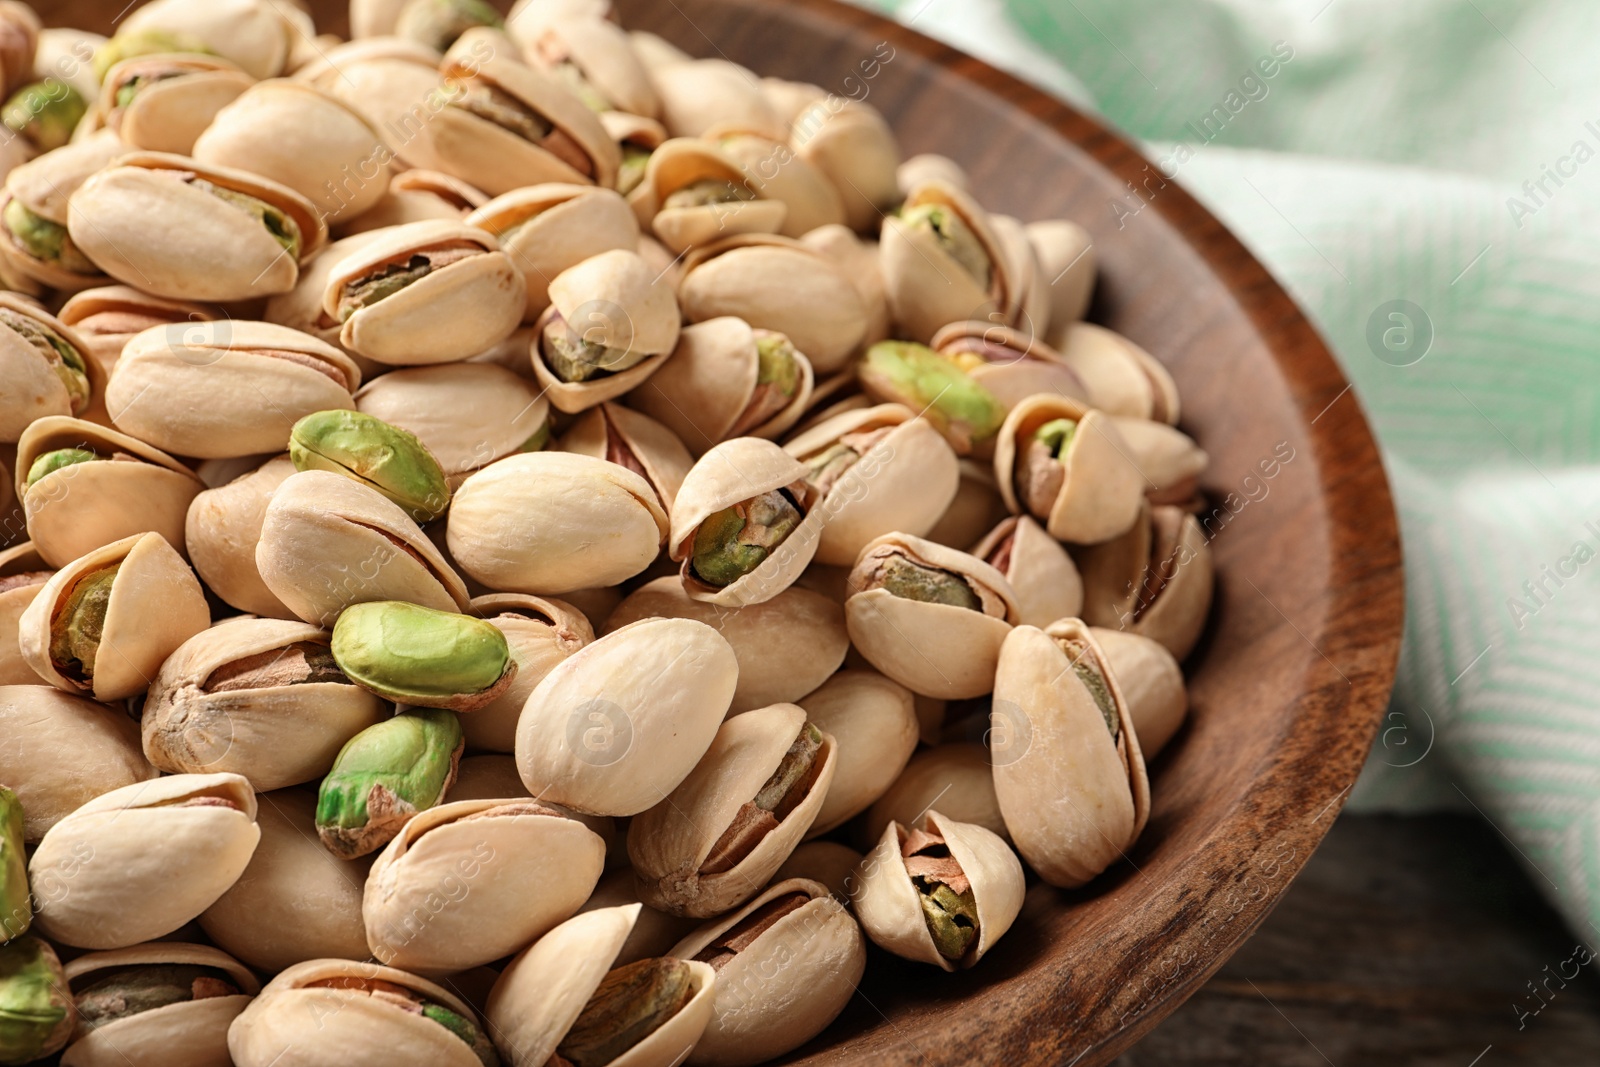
[45,0,1405,1062]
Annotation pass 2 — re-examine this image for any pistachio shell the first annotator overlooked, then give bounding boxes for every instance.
[16,416,204,568]
[880,181,1011,344]
[515,617,737,817]
[365,797,606,973]
[0,546,50,686]
[142,616,388,791]
[184,454,298,619]
[798,670,919,836]
[558,402,694,511]
[121,0,296,81]
[56,285,216,377]
[528,14,658,116]
[636,139,786,253]
[29,772,261,949]
[652,59,783,140]
[99,54,254,157]
[1091,626,1187,759]
[317,43,444,168]
[200,787,374,972]
[0,295,99,444]
[771,841,862,902]
[446,758,621,861]
[606,576,847,715]
[971,514,1084,628]
[897,154,968,196]
[799,223,890,349]
[720,130,846,238]
[862,743,1008,847]
[257,469,470,626]
[0,134,121,291]
[1051,322,1180,425]
[991,214,1052,343]
[1109,415,1209,509]
[463,593,593,753]
[929,319,1093,411]
[262,230,385,347]
[668,878,864,1066]
[466,183,640,316]
[341,168,489,234]
[793,100,900,233]
[925,458,1010,550]
[1075,502,1213,659]
[993,393,1146,544]
[1028,219,1095,328]
[991,620,1150,887]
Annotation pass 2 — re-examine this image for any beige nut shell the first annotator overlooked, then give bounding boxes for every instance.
[1075,501,1214,659]
[1091,626,1188,759]
[994,393,1146,545]
[185,454,298,619]
[880,180,1011,344]
[556,402,695,511]
[1052,322,1181,425]
[798,669,919,837]
[863,743,1008,847]
[0,546,49,686]
[0,295,103,443]
[466,183,640,316]
[637,138,787,253]
[972,514,1084,629]
[463,593,593,753]
[929,320,1093,412]
[100,54,255,157]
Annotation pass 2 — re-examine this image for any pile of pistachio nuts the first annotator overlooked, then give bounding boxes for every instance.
[0,0,1216,1064]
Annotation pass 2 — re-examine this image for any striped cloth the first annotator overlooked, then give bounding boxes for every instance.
[855,0,1600,939]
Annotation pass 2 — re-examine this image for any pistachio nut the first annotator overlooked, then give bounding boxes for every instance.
[797,669,919,837]
[1074,501,1214,659]
[34,27,102,103]
[0,787,25,943]
[857,340,1006,457]
[558,402,694,511]
[760,76,826,126]
[925,458,1014,551]
[397,0,505,53]
[518,17,645,116]
[365,797,606,973]
[602,110,666,198]
[1110,414,1209,510]
[184,453,298,619]
[194,78,392,223]
[290,409,452,523]
[0,936,72,1064]
[67,152,327,301]
[462,593,592,753]
[200,787,374,972]
[505,0,618,46]
[343,168,490,234]
[324,219,526,365]
[529,248,681,413]
[785,402,961,565]
[515,617,737,816]
[0,295,98,444]
[29,772,260,950]
[15,416,205,569]
[56,285,216,378]
[627,317,814,456]
[991,214,1053,342]
[61,942,258,1067]
[799,223,891,350]
[863,743,1008,847]
[97,54,254,157]
[108,320,360,459]
[606,576,847,715]
[793,99,901,233]
[229,959,500,1067]
[718,129,846,239]
[331,600,515,712]
[630,703,836,918]
[1091,626,1188,759]
[1028,219,1095,329]
[0,2,38,99]
[897,154,968,196]
[349,0,420,39]
[118,0,296,81]
[991,619,1151,887]
[651,58,783,141]
[676,234,867,375]
[444,755,620,861]
[407,46,621,196]
[448,451,668,595]
[929,319,1093,412]
[972,514,1084,628]
[668,878,865,1066]
[18,531,211,703]
[994,393,1146,545]
[466,183,640,317]
[577,870,700,968]
[0,685,157,843]
[487,904,716,1067]
[1051,322,1181,425]
[0,73,82,155]
[355,363,552,488]
[771,841,863,902]
[880,180,1014,343]
[632,138,786,254]
[0,546,51,686]
[141,616,389,791]
[260,231,383,350]
[844,532,1018,700]
[91,27,212,82]
[316,707,463,859]
[0,134,121,294]
[851,810,1023,971]
[256,469,470,627]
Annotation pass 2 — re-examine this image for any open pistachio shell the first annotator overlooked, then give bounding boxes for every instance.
[798,669,919,837]
[467,184,639,317]
[930,320,1093,411]
[652,59,783,141]
[67,151,328,301]
[60,942,259,1067]
[844,532,1017,700]
[576,870,700,968]
[972,514,1084,628]
[119,0,297,81]
[446,756,619,857]
[785,403,960,566]
[1051,322,1180,425]
[262,230,385,349]
[342,168,489,235]
[0,546,50,686]
[365,797,606,973]
[450,451,667,595]
[56,285,216,379]
[1091,626,1188,759]
[1074,501,1213,659]
[677,235,866,375]
[109,320,361,459]
[16,416,204,568]
[18,531,211,703]
[142,616,388,791]
[991,619,1151,887]
[630,704,837,918]
[0,685,157,843]
[230,958,497,1067]
[991,214,1052,343]
[558,402,694,511]
[880,180,1012,344]
[668,878,864,1066]
[793,99,900,233]
[526,13,657,117]
[926,458,1011,550]
[1109,414,1209,509]
[98,53,254,157]
[800,223,891,350]
[771,841,862,901]
[994,393,1146,545]
[313,38,442,157]
[516,617,738,817]
[851,810,1024,971]
[200,787,374,972]
[0,295,99,444]
[606,576,847,715]
[632,138,786,254]
[184,454,298,619]
[718,129,845,239]
[462,593,592,753]
[29,772,260,950]
[863,743,1009,848]
[1028,219,1095,329]
[0,133,121,292]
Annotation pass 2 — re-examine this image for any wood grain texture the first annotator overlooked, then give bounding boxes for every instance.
[37,1,1407,1063]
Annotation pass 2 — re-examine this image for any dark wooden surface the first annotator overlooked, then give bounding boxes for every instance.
[38,2,1409,1064]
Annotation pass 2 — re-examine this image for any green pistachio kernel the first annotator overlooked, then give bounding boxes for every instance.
[25,448,99,488]
[691,490,804,588]
[1060,637,1119,739]
[3,199,99,275]
[557,958,696,1067]
[1034,418,1077,457]
[1,80,87,152]
[421,1002,501,1067]
[316,706,464,859]
[397,0,505,54]
[0,788,27,943]
[902,827,979,962]
[330,601,513,711]
[111,69,190,112]
[550,60,610,113]
[870,554,981,611]
[859,341,1004,454]
[93,29,212,80]
[48,562,118,686]
[0,308,91,415]
[661,178,756,211]
[540,309,646,383]
[192,179,301,259]
[0,936,73,1063]
[290,410,452,523]
[519,420,552,453]
[75,965,241,1034]
[727,331,802,437]
[617,144,652,196]
[899,202,992,290]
